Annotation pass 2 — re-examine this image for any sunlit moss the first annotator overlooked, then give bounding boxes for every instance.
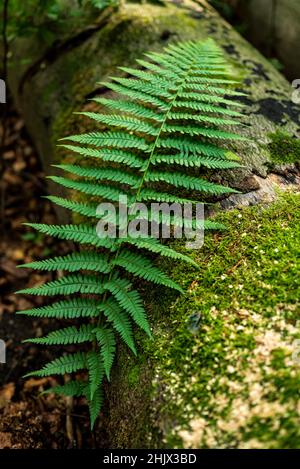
[267,131,300,164]
[143,190,300,448]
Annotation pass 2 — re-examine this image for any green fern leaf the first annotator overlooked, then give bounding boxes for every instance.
[25,324,95,345]
[44,380,86,397]
[162,124,246,141]
[62,131,149,150]
[93,98,164,122]
[135,58,178,80]
[98,299,136,354]
[85,384,103,430]
[125,236,199,267]
[78,112,158,136]
[104,276,151,337]
[155,136,232,157]
[53,164,140,187]
[146,171,238,195]
[87,350,104,400]
[59,144,144,168]
[18,38,249,428]
[113,250,183,292]
[151,153,241,169]
[16,298,100,319]
[16,273,105,296]
[138,189,196,204]
[20,251,111,273]
[109,77,173,100]
[94,327,116,380]
[99,81,168,109]
[23,223,116,250]
[173,100,243,116]
[44,196,100,219]
[49,176,130,202]
[25,352,86,377]
[168,112,241,126]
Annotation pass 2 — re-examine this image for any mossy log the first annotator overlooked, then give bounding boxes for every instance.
[8,0,300,448]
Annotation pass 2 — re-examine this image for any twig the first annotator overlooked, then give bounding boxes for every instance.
[225,258,244,275]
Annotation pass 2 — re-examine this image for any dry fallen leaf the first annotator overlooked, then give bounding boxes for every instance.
[0,383,15,409]
[24,377,51,391]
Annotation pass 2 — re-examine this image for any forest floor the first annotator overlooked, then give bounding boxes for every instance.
[0,96,105,449]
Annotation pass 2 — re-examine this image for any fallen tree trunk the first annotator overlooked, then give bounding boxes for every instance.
[8,0,300,448]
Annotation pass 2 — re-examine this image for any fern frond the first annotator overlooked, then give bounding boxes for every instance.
[18,38,249,427]
[135,59,178,80]
[25,324,95,345]
[44,196,99,218]
[126,210,226,232]
[45,380,86,397]
[100,82,168,109]
[145,171,237,195]
[155,137,232,157]
[104,276,151,336]
[113,250,183,292]
[168,112,241,126]
[125,236,199,267]
[150,153,241,169]
[173,100,243,116]
[87,350,104,400]
[16,298,100,319]
[143,51,190,74]
[49,176,130,202]
[98,299,136,354]
[162,124,246,141]
[62,131,149,150]
[118,67,176,90]
[180,83,247,97]
[94,327,116,380]
[78,112,158,136]
[23,223,116,250]
[53,164,140,187]
[16,273,105,296]
[85,384,103,430]
[138,189,196,204]
[177,91,243,107]
[25,352,86,377]
[59,144,144,168]
[109,77,173,100]
[93,98,164,122]
[20,251,111,273]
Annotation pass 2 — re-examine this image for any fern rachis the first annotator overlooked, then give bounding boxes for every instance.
[17,39,247,428]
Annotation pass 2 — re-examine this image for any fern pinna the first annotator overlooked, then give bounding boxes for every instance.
[17,39,246,428]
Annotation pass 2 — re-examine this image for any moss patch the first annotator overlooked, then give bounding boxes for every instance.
[145,191,300,448]
[267,131,300,164]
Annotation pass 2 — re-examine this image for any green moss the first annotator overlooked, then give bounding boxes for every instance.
[142,191,300,448]
[127,362,144,388]
[267,131,300,164]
